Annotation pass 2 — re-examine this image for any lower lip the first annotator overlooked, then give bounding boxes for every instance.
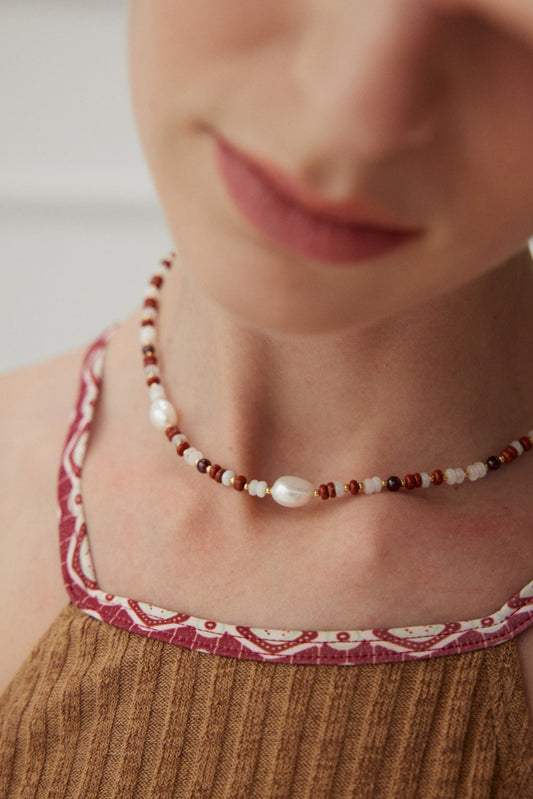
[214,137,418,265]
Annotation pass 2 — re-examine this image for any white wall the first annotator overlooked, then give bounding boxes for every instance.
[1,0,171,373]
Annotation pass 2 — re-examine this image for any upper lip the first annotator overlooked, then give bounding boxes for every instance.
[215,134,421,234]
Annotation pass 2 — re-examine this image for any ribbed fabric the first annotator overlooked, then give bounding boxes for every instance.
[1,604,533,798]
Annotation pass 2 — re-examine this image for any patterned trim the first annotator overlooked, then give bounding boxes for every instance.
[58,335,533,665]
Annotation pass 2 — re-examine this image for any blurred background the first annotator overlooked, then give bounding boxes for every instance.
[1,0,171,372]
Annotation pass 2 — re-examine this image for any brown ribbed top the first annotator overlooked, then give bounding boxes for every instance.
[1,602,533,799]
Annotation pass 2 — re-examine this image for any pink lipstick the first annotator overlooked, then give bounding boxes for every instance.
[214,135,420,265]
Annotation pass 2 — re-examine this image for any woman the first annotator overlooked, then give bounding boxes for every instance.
[2,0,533,795]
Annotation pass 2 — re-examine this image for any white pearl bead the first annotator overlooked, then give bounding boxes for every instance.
[149,398,177,430]
[445,468,456,486]
[140,326,155,346]
[222,470,234,487]
[184,447,202,466]
[248,479,258,496]
[334,481,345,497]
[271,476,315,508]
[372,476,383,493]
[256,481,267,498]
[511,440,524,456]
[171,433,187,446]
[455,468,465,484]
[421,472,431,489]
[149,383,165,401]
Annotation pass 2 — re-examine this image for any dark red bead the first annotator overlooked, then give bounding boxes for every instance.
[197,458,211,474]
[144,297,159,310]
[520,437,532,452]
[214,467,224,483]
[161,259,172,268]
[141,318,154,327]
[209,464,221,479]
[165,425,181,441]
[386,476,402,492]
[349,480,359,496]
[143,356,157,367]
[176,441,190,456]
[404,474,417,490]
[142,345,155,356]
[486,455,501,471]
[151,275,163,288]
[508,445,519,460]
[327,482,336,498]
[501,449,514,464]
[233,475,247,491]
[413,473,423,488]
[147,376,160,386]
[319,484,329,500]
[431,469,444,486]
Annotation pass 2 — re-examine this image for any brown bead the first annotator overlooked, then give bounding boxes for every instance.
[161,259,172,268]
[327,482,336,498]
[520,437,532,452]
[151,275,163,288]
[500,448,514,464]
[165,425,181,441]
[404,474,417,490]
[176,441,190,456]
[208,464,221,479]
[144,297,159,310]
[431,469,444,485]
[196,458,211,474]
[143,355,157,367]
[142,345,155,356]
[319,484,329,500]
[233,475,247,491]
[147,376,160,386]
[507,445,519,460]
[141,318,154,327]
[349,480,359,496]
[215,467,225,483]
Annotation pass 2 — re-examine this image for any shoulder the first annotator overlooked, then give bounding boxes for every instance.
[0,347,87,694]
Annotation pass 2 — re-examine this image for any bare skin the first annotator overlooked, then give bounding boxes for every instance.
[2,0,533,733]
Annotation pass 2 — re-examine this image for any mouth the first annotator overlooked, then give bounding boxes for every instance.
[213,134,422,265]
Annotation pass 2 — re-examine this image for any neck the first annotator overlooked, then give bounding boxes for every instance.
[154,249,533,492]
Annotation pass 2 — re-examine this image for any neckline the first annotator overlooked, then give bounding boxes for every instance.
[57,331,533,665]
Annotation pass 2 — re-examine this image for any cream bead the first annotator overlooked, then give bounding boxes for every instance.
[271,476,315,508]
[421,472,431,489]
[256,481,268,498]
[455,468,465,484]
[334,481,345,497]
[145,286,159,300]
[372,476,383,493]
[248,479,259,496]
[171,433,187,446]
[184,447,202,466]
[221,470,234,487]
[511,440,524,456]
[149,383,165,402]
[149,398,177,430]
[140,326,155,346]
[444,468,456,486]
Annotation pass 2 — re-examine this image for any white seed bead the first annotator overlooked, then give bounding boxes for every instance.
[149,398,177,430]
[222,470,234,487]
[144,365,160,377]
[145,286,160,300]
[184,447,202,466]
[455,468,465,484]
[143,306,157,321]
[475,461,487,479]
[511,440,524,456]
[256,481,267,498]
[140,326,155,346]
[271,476,315,508]
[334,481,345,497]
[248,479,259,497]
[171,433,187,446]
[148,383,165,402]
[421,472,431,489]
[466,464,478,481]
[445,468,456,486]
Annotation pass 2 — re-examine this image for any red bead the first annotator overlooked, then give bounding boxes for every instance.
[233,475,247,491]
[507,445,519,460]
[143,356,157,367]
[144,297,159,310]
[214,467,225,483]
[165,425,181,441]
[208,464,221,479]
[431,470,444,485]
[349,480,359,496]
[161,259,172,268]
[501,448,514,464]
[404,474,417,490]
[386,476,402,492]
[520,437,532,452]
[147,376,160,386]
[141,319,154,327]
[319,484,329,500]
[176,441,190,456]
[413,472,423,488]
[327,482,336,498]
[151,275,163,288]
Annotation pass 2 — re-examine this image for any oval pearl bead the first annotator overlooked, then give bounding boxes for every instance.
[271,476,315,508]
[149,399,177,430]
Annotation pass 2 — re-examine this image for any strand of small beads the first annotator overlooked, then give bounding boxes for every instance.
[141,255,533,509]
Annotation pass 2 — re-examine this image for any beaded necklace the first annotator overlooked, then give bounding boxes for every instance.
[140,254,533,508]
